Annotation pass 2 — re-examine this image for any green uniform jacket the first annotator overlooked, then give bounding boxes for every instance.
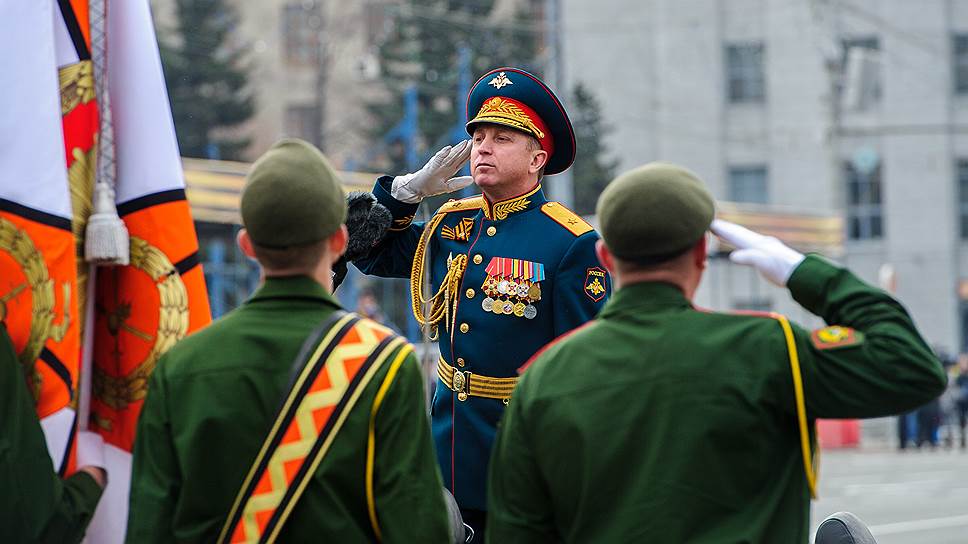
[488,256,947,543]
[0,324,103,544]
[126,276,449,543]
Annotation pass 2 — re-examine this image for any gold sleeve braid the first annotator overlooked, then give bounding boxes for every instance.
[409,213,467,341]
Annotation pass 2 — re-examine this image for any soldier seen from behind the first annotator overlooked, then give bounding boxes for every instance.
[126,139,449,543]
[487,162,947,543]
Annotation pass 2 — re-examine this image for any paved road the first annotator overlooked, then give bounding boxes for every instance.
[810,449,968,544]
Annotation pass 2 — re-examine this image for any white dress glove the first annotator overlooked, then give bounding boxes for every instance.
[76,430,106,470]
[390,140,474,203]
[710,219,805,287]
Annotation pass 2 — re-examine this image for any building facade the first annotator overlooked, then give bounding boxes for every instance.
[154,0,546,336]
[152,0,389,166]
[564,0,968,353]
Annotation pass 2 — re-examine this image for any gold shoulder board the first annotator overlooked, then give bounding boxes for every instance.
[541,202,593,236]
[434,195,485,215]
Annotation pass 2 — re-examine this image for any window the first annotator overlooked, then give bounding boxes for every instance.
[363,1,390,47]
[841,37,881,109]
[282,2,321,66]
[845,160,883,240]
[725,43,765,103]
[728,165,768,204]
[954,34,968,94]
[285,105,319,147]
[958,160,968,238]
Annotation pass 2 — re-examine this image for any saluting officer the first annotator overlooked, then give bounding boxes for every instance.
[487,162,947,543]
[355,67,610,536]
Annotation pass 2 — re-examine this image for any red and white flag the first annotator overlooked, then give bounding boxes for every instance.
[85,0,211,541]
[2,1,211,541]
[0,0,88,477]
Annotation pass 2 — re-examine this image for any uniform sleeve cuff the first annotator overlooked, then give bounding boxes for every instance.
[70,470,106,504]
[374,176,419,231]
[787,254,841,313]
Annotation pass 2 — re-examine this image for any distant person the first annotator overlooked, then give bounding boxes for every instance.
[356,289,399,331]
[126,139,448,542]
[956,354,968,449]
[915,348,954,448]
[915,397,941,448]
[487,162,948,543]
[897,408,916,450]
[1,323,107,543]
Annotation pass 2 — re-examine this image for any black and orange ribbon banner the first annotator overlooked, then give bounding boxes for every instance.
[218,312,408,544]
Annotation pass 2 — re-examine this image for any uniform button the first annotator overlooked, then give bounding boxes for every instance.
[459,323,470,333]
[457,357,465,367]
[465,288,475,299]
[473,254,483,265]
[486,226,497,236]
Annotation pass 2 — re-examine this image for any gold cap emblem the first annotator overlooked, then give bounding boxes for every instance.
[488,72,513,89]
[475,97,545,140]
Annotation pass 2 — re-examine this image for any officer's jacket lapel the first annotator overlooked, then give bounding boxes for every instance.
[480,184,545,221]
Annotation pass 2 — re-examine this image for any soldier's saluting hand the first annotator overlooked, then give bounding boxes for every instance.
[389,140,474,203]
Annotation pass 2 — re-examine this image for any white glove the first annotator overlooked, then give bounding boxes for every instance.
[710,219,805,287]
[76,430,106,470]
[390,140,474,203]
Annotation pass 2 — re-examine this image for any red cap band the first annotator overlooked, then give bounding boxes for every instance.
[469,96,554,158]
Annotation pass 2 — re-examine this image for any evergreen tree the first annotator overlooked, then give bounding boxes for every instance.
[158,0,254,160]
[570,83,619,215]
[364,0,541,174]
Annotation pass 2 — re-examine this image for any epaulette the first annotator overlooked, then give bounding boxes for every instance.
[434,195,485,215]
[540,202,593,236]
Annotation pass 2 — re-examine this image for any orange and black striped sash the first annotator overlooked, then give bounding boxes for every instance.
[218,312,408,544]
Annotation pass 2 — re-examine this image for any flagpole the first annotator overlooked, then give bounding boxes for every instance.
[86,0,130,266]
[77,264,98,431]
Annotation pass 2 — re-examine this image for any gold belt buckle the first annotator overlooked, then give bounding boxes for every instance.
[452,369,469,401]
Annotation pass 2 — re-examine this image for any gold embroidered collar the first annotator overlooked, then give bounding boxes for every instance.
[482,185,544,221]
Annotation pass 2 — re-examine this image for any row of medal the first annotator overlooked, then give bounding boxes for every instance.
[480,276,541,319]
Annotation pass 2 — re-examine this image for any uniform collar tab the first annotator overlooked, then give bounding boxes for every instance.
[482,184,546,220]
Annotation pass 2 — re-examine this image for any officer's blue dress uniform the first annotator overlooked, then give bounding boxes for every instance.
[354,67,610,512]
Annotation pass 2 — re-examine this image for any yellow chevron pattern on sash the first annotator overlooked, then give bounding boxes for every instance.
[220,314,405,544]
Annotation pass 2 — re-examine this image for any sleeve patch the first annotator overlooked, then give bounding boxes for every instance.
[440,217,475,241]
[583,267,608,302]
[811,326,864,350]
